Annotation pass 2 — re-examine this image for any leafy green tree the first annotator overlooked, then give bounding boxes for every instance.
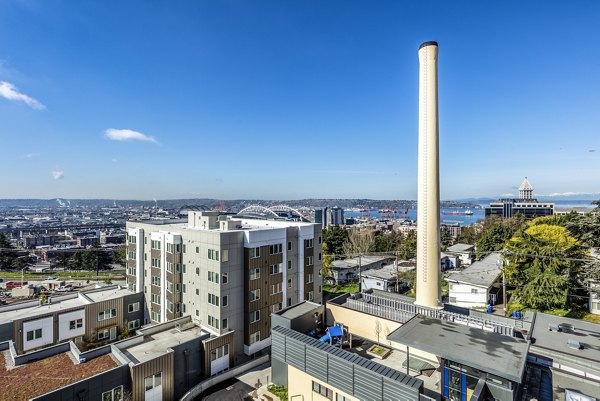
[69,251,83,271]
[56,252,70,269]
[323,226,349,256]
[398,269,417,296]
[0,233,18,270]
[397,230,417,260]
[373,230,403,253]
[440,227,453,251]
[505,219,585,310]
[476,224,512,260]
[321,243,334,279]
[114,247,126,267]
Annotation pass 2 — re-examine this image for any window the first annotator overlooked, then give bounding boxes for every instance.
[151,258,161,268]
[222,272,228,284]
[307,291,314,301]
[271,282,282,295]
[145,372,162,391]
[222,295,228,307]
[208,249,220,261]
[318,236,322,244]
[208,293,220,306]
[269,243,282,254]
[208,315,219,329]
[69,319,83,330]
[128,302,140,313]
[128,235,137,244]
[249,331,260,345]
[250,247,260,258]
[196,288,200,295]
[287,297,292,306]
[97,329,110,341]
[151,311,161,321]
[250,310,260,323]
[183,244,186,253]
[250,289,260,302]
[449,297,457,303]
[287,241,292,251]
[305,239,314,248]
[306,256,314,266]
[336,394,351,401]
[151,240,161,250]
[182,284,186,293]
[222,318,228,329]
[592,300,600,311]
[195,246,199,253]
[26,328,42,341]
[318,285,322,293]
[196,267,200,276]
[318,253,322,261]
[151,294,161,304]
[210,344,230,361]
[102,386,123,401]
[151,276,160,286]
[167,243,173,253]
[287,278,292,288]
[287,260,292,269]
[250,267,260,280]
[128,319,140,330]
[271,302,283,312]
[167,282,174,293]
[166,262,173,273]
[182,264,186,273]
[208,271,220,283]
[98,309,117,321]
[471,288,478,294]
[312,381,333,400]
[221,249,229,262]
[307,273,314,284]
[269,263,282,275]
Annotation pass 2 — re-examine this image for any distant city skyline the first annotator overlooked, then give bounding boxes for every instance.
[1,1,599,200]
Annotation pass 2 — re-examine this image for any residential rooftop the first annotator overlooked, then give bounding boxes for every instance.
[277,300,322,320]
[0,351,119,400]
[121,324,209,364]
[387,315,529,383]
[331,255,392,270]
[445,252,502,287]
[0,286,133,324]
[446,243,475,253]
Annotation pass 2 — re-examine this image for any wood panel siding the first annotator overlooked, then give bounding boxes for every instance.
[131,352,174,401]
[202,330,235,378]
[85,297,124,341]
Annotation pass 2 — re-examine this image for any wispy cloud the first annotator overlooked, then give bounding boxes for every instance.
[0,81,45,110]
[111,157,118,163]
[104,128,157,144]
[22,153,38,159]
[51,170,64,180]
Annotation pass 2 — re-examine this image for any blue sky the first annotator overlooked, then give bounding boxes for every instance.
[0,0,599,200]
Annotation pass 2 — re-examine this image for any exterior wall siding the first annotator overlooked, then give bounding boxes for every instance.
[131,351,175,401]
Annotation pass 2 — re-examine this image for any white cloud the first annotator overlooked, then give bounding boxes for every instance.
[0,81,45,110]
[51,170,64,180]
[22,153,38,159]
[111,157,118,163]
[104,128,157,144]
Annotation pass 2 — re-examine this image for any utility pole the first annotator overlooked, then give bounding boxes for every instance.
[358,254,362,293]
[395,251,399,293]
[498,252,507,316]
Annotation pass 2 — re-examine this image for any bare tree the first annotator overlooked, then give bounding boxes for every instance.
[342,230,375,257]
[374,319,382,345]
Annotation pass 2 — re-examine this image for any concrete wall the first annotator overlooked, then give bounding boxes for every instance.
[326,302,402,345]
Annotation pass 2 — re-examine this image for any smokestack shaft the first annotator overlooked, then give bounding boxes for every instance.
[416,41,442,309]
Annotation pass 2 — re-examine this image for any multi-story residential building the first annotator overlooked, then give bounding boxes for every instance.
[485,178,555,219]
[126,211,323,358]
[0,285,144,354]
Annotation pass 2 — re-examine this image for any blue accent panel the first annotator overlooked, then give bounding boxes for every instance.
[461,372,467,401]
[443,367,449,398]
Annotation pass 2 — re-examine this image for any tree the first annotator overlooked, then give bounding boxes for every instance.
[69,251,83,271]
[0,233,17,270]
[505,218,585,310]
[342,230,374,257]
[476,224,512,260]
[321,243,334,279]
[56,252,70,269]
[398,269,417,296]
[440,227,453,251]
[374,320,382,345]
[323,226,349,257]
[397,230,417,260]
[374,230,402,253]
[114,247,126,267]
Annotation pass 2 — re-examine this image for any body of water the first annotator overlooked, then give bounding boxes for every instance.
[344,208,485,226]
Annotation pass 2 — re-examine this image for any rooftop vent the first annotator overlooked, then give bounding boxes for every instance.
[567,339,583,350]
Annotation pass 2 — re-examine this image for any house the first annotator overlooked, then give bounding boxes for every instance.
[329,255,394,285]
[441,252,460,269]
[446,243,475,266]
[444,252,502,308]
[361,263,405,293]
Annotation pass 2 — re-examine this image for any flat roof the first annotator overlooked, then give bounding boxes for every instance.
[445,252,501,287]
[0,286,133,324]
[332,255,392,269]
[387,315,529,383]
[277,301,322,320]
[529,312,600,372]
[447,243,475,253]
[0,351,119,400]
[122,325,208,364]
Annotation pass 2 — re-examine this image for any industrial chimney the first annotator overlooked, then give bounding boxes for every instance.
[415,41,442,309]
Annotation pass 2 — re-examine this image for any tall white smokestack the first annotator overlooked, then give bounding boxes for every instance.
[415,41,442,309]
